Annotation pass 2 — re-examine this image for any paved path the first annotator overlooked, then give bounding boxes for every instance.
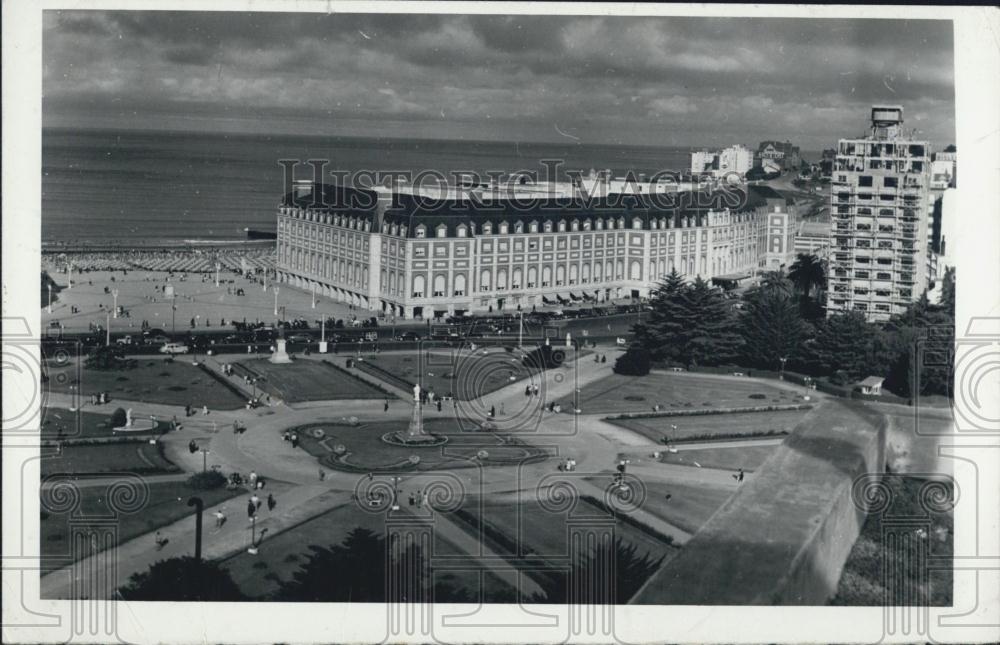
[41,347,806,598]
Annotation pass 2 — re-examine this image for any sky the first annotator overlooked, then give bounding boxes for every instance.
[43,11,956,151]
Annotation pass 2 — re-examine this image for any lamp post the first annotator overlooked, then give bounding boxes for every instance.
[247,516,259,555]
[311,282,317,309]
[187,497,204,561]
[215,262,221,287]
[67,262,72,290]
[47,284,52,314]
[111,288,119,318]
[105,311,111,346]
[518,310,524,349]
[391,475,401,511]
[779,356,787,381]
[199,448,210,473]
[274,286,280,316]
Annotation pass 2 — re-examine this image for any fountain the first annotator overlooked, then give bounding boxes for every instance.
[269,328,292,364]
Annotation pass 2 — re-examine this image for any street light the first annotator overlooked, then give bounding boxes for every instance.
[779,356,787,381]
[105,311,111,346]
[111,288,119,318]
[274,286,280,316]
[215,262,221,287]
[47,284,52,314]
[67,262,73,290]
[199,448,210,473]
[248,516,259,555]
[311,282,317,309]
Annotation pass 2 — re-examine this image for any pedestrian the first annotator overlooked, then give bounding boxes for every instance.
[249,470,257,487]
[202,405,209,415]
[436,399,442,412]
[267,493,276,511]
[736,468,745,483]
[155,531,168,550]
[214,510,226,527]
[384,399,389,412]
[601,355,607,364]
[291,433,299,448]
[318,468,325,481]
[251,493,261,510]
[489,405,496,418]
[233,420,240,435]
[525,385,531,397]
[256,478,265,490]
[368,472,373,481]
[247,499,256,521]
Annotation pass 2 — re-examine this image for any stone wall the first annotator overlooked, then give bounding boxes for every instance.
[631,399,887,604]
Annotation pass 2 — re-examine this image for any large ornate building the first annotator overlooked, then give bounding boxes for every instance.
[275,182,796,319]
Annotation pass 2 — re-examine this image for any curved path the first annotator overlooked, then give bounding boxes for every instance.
[41,347,798,598]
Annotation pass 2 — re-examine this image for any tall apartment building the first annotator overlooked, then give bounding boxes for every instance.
[275,183,796,319]
[690,145,753,179]
[827,105,932,322]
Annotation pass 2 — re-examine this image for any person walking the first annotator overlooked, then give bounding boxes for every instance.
[251,493,262,511]
[318,468,325,481]
[247,499,256,521]
[291,433,299,448]
[214,510,226,528]
[267,493,276,511]
[489,405,496,418]
[384,399,389,412]
[249,471,257,488]
[155,531,168,550]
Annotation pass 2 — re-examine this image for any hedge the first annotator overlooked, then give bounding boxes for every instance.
[605,403,813,421]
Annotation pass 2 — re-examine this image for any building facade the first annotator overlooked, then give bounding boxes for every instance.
[826,105,932,322]
[691,145,753,178]
[275,184,796,319]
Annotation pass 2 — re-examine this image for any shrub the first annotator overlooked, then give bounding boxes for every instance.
[110,407,127,428]
[613,348,651,376]
[186,470,226,490]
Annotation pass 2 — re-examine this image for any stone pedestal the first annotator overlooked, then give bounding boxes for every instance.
[269,338,292,364]
[318,341,329,353]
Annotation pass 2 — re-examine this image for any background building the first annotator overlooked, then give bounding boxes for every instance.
[690,145,753,179]
[826,105,932,322]
[757,140,802,173]
[275,182,797,319]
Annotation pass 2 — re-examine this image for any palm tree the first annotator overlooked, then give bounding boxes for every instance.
[788,253,826,299]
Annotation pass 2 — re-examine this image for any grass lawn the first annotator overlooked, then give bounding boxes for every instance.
[621,479,734,535]
[290,418,551,472]
[47,358,246,410]
[831,476,953,606]
[41,407,168,440]
[236,359,388,402]
[559,371,800,416]
[361,348,532,401]
[221,503,516,602]
[607,409,808,443]
[40,480,245,572]
[658,444,779,472]
[41,441,178,476]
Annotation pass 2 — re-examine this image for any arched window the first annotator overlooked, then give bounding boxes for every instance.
[528,266,538,288]
[632,217,642,230]
[480,268,492,291]
[499,221,509,234]
[558,220,567,232]
[582,263,592,283]
[556,265,566,285]
[616,259,625,280]
[571,220,579,232]
[605,260,613,281]
[583,219,592,231]
[529,221,539,233]
[569,264,579,284]
[454,274,467,296]
[436,224,447,238]
[596,219,604,230]
[630,260,642,280]
[483,222,493,235]
[542,265,552,287]
[514,221,524,234]
[496,269,508,291]
[456,224,468,237]
[649,261,657,280]
[412,274,425,298]
[512,267,523,289]
[389,272,397,294]
[433,274,446,296]
[415,224,427,238]
[544,221,553,233]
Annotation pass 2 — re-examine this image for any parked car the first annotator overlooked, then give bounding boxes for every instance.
[395,331,421,341]
[145,334,170,345]
[287,333,312,344]
[159,343,190,355]
[115,335,134,346]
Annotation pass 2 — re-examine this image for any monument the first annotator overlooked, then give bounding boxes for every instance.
[269,327,292,364]
[382,383,446,446]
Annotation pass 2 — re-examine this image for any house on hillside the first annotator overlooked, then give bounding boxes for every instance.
[857,376,885,396]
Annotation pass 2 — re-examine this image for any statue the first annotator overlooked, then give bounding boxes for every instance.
[413,383,421,404]
[125,408,133,427]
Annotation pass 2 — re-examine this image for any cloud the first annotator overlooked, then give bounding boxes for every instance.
[42,11,956,149]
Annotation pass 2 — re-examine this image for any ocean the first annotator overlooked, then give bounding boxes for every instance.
[42,128,693,244]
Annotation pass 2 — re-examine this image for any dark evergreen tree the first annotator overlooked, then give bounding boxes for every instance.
[119,556,245,601]
[278,527,386,602]
[633,269,692,363]
[810,311,882,383]
[739,285,808,370]
[684,278,742,367]
[613,343,652,376]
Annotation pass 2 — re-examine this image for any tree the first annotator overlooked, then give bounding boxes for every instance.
[756,270,795,298]
[739,286,809,370]
[613,343,652,376]
[119,556,245,601]
[809,311,885,383]
[633,269,694,364]
[531,536,664,604]
[683,278,742,367]
[278,527,386,602]
[787,253,826,300]
[938,267,955,315]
